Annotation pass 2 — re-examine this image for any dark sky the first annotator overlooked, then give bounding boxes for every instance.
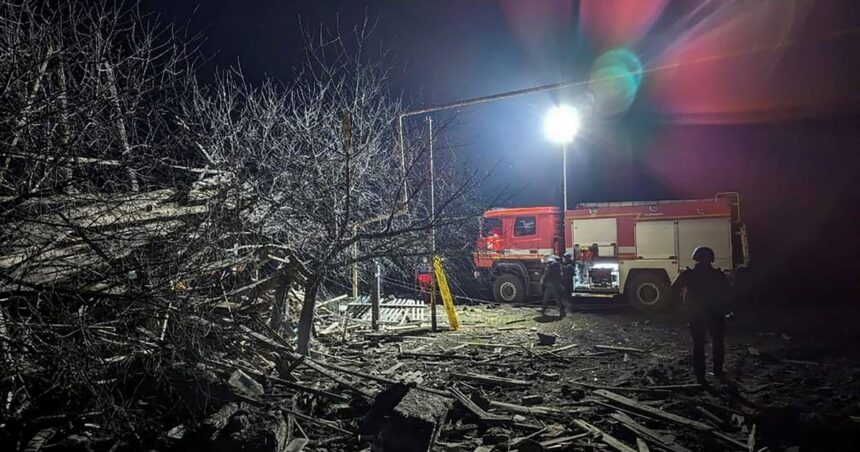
[141,0,860,302]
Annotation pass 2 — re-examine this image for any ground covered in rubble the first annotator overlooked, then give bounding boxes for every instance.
[304,301,860,452]
[6,300,860,452]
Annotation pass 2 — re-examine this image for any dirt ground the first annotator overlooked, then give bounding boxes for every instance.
[308,300,860,451]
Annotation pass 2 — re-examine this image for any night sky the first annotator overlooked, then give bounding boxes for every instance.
[141,0,860,303]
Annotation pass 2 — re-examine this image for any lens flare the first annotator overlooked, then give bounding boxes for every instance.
[589,48,643,115]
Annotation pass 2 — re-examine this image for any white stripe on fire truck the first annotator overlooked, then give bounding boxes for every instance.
[501,248,555,255]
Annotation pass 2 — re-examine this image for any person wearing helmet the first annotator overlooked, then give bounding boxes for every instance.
[671,246,731,385]
[540,255,565,318]
[561,252,575,304]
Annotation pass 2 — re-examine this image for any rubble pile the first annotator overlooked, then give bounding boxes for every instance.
[3,272,860,452]
[293,303,860,451]
[0,177,320,451]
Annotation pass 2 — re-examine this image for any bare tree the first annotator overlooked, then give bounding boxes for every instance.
[178,22,489,354]
[0,2,489,445]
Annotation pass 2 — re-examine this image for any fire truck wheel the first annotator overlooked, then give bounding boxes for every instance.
[627,272,672,313]
[493,274,526,303]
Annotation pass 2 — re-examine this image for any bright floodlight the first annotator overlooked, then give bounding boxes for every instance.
[544,104,581,144]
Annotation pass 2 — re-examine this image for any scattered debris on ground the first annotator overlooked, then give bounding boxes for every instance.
[4,294,860,451]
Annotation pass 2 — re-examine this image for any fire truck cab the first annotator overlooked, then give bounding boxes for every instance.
[474,194,749,312]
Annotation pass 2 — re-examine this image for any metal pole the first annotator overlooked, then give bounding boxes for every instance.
[562,142,568,212]
[371,259,381,331]
[428,116,437,333]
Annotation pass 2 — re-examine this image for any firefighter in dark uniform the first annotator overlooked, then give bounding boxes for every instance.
[540,256,565,318]
[561,252,575,305]
[671,246,730,384]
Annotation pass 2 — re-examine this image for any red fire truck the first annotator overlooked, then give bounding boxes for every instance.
[473,193,749,312]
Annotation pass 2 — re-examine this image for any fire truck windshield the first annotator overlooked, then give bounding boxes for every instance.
[481,217,502,237]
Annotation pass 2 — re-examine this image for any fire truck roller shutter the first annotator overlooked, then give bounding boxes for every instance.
[570,218,618,257]
[635,220,676,259]
[677,218,733,271]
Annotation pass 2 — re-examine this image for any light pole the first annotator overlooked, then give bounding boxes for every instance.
[544,105,581,211]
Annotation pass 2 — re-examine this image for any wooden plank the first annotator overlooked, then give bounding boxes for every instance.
[285,438,309,452]
[488,400,573,417]
[574,381,702,393]
[573,418,637,452]
[306,357,452,398]
[539,433,591,448]
[711,431,750,450]
[540,343,578,355]
[448,388,510,425]
[610,412,692,452]
[594,344,647,354]
[450,372,530,387]
[464,342,521,349]
[594,390,712,431]
[398,351,474,360]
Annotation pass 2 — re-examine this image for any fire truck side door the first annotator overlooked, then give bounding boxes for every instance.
[509,215,540,255]
[571,218,617,257]
[635,220,677,259]
[678,218,732,270]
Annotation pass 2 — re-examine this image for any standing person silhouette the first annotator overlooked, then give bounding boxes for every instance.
[540,256,565,318]
[672,247,731,385]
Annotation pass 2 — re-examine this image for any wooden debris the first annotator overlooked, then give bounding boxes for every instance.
[23,427,58,452]
[781,358,820,366]
[292,356,374,398]
[540,343,577,356]
[594,390,713,431]
[610,412,692,452]
[202,403,239,440]
[594,344,647,354]
[398,351,474,360]
[318,294,348,309]
[450,372,531,387]
[228,369,264,397]
[536,333,557,346]
[636,437,650,452]
[574,418,637,452]
[748,424,756,452]
[465,341,521,349]
[574,381,702,393]
[281,405,353,436]
[508,427,548,448]
[382,362,405,375]
[285,438,309,452]
[366,385,452,452]
[488,400,575,417]
[711,430,750,450]
[537,433,591,448]
[309,358,451,398]
[449,388,511,425]
[695,406,725,426]
[521,394,544,406]
[497,325,526,331]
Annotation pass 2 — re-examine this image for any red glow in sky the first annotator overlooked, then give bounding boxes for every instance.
[648,0,860,123]
[579,0,668,50]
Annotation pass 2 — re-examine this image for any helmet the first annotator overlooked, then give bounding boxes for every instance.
[692,246,715,263]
